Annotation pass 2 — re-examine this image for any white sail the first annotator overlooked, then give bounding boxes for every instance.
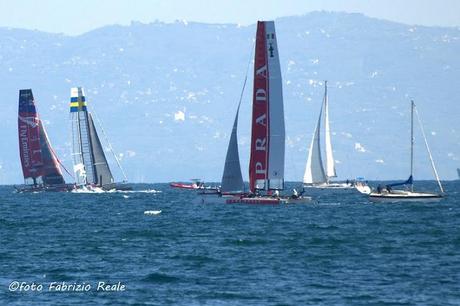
[303,106,327,184]
[221,104,244,193]
[323,82,336,180]
[265,21,285,190]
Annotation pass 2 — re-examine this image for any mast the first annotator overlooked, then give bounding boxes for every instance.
[410,100,414,192]
[324,80,336,181]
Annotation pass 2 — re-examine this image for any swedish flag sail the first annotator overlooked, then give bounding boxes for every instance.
[70,87,115,189]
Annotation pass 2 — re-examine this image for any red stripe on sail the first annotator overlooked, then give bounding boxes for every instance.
[249,21,270,192]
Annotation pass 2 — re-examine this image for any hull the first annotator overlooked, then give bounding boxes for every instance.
[369,191,443,202]
[170,182,218,191]
[101,182,133,191]
[15,183,74,193]
[193,193,312,205]
[304,182,355,190]
[170,182,200,190]
[355,183,372,195]
[73,182,133,192]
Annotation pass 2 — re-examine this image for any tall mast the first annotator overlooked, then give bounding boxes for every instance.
[325,81,329,184]
[410,100,414,192]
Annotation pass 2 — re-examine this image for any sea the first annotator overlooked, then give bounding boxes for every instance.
[1,181,459,305]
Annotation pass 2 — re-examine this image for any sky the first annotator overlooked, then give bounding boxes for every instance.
[0,0,459,35]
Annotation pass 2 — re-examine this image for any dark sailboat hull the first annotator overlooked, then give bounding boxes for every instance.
[101,182,133,191]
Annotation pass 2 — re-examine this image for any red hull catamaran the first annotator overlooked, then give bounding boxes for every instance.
[16,89,73,192]
[194,21,311,205]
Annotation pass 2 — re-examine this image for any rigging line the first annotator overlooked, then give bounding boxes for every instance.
[49,144,74,179]
[235,39,255,194]
[237,39,255,110]
[413,103,444,194]
[89,106,128,182]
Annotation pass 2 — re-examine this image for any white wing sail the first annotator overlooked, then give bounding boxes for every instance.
[265,21,285,190]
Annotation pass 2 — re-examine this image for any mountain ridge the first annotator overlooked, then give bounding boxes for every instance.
[0,11,458,183]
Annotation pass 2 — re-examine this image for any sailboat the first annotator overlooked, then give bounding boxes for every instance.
[194,21,311,204]
[368,100,444,201]
[303,81,353,189]
[15,89,74,192]
[70,87,131,191]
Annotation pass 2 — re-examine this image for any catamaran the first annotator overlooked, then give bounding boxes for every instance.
[15,89,74,192]
[303,81,353,190]
[170,179,219,190]
[70,87,131,191]
[194,21,311,204]
[368,100,444,201]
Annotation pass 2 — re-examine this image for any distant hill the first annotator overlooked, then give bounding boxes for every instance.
[0,11,459,184]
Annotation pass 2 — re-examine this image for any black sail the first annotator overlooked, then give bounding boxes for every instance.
[88,113,114,186]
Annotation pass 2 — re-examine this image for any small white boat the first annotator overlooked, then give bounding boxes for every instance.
[355,181,372,195]
[302,81,354,190]
[368,101,445,202]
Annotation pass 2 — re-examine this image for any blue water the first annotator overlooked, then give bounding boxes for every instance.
[1,181,459,305]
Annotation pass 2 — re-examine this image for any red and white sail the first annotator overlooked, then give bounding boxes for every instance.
[249,21,285,192]
[18,89,64,186]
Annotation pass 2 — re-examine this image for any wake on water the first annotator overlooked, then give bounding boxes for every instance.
[144,210,162,215]
[70,188,161,194]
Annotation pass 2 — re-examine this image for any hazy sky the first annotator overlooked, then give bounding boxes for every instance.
[0,0,459,35]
